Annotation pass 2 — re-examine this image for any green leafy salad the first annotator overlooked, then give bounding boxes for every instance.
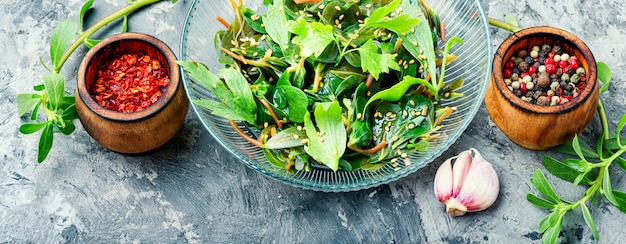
[179,0,465,173]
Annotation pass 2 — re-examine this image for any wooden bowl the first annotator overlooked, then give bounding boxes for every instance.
[76,32,188,154]
[485,26,599,150]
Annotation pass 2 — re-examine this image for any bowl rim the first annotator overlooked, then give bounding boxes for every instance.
[492,26,598,114]
[77,32,180,122]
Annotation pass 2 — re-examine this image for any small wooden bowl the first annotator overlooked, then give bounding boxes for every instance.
[76,32,188,154]
[485,26,599,150]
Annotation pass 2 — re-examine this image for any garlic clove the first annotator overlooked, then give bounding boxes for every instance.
[455,149,499,212]
[434,157,454,202]
[433,150,473,203]
[451,150,473,196]
[434,148,499,217]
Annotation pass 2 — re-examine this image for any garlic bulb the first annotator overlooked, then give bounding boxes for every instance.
[434,148,499,217]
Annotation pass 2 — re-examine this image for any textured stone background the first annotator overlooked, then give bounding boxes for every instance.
[1,0,626,243]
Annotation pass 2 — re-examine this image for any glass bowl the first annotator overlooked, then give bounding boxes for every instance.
[180,0,491,192]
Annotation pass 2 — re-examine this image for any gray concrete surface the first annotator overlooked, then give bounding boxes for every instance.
[2,0,626,243]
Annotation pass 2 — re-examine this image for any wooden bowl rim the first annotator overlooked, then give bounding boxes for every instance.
[492,26,597,114]
[77,32,180,122]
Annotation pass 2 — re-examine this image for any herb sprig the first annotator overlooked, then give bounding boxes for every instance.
[16,0,178,163]
[527,62,626,243]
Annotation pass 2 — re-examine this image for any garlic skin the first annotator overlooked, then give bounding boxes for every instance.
[434,148,499,217]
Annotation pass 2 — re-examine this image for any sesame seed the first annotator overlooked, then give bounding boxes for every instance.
[401,152,408,158]
[293,134,300,139]
[250,67,258,72]
[408,123,415,129]
[410,100,416,107]
[357,113,362,119]
[412,41,418,46]
[264,122,269,128]
[365,4,372,8]
[386,112,393,117]
[318,4,325,9]
[300,139,309,144]
[335,6,341,11]
[339,14,344,20]
[297,125,303,131]
[404,158,412,166]
[409,59,416,64]
[421,106,428,116]
[318,136,324,142]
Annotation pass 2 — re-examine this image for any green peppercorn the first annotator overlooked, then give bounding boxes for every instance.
[541,44,551,52]
[570,73,579,83]
[561,73,570,82]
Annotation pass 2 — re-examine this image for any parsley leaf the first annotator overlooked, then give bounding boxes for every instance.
[358,39,400,80]
[289,18,335,58]
[363,0,419,34]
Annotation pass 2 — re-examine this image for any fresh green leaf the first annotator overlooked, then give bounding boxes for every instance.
[399,0,436,86]
[581,203,600,241]
[358,39,399,80]
[542,217,563,244]
[616,114,626,147]
[38,124,54,163]
[264,0,290,49]
[17,94,40,117]
[554,138,599,158]
[529,169,562,204]
[179,61,257,124]
[363,76,434,115]
[79,0,94,32]
[42,74,65,111]
[50,20,78,68]
[363,0,419,34]
[242,7,267,34]
[303,101,346,171]
[19,122,49,134]
[55,120,75,135]
[263,127,307,149]
[274,85,308,123]
[363,0,418,34]
[612,190,626,213]
[289,18,335,58]
[83,39,100,49]
[526,193,557,209]
[504,14,519,27]
[597,61,611,93]
[541,156,594,185]
[602,168,618,206]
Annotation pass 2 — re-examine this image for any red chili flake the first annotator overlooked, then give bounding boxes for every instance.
[89,54,170,113]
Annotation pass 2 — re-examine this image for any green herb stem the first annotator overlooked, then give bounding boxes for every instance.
[54,0,163,73]
[487,17,521,33]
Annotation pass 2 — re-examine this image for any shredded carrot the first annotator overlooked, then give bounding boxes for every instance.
[216,16,230,29]
[229,120,263,148]
[285,161,294,171]
[348,141,387,154]
[435,107,452,127]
